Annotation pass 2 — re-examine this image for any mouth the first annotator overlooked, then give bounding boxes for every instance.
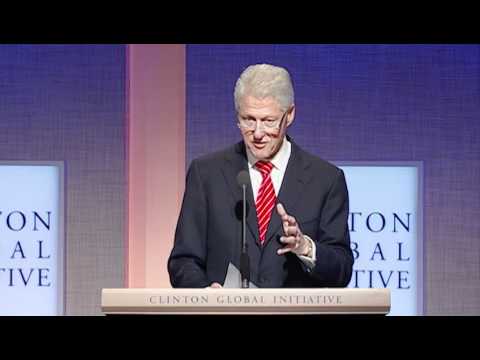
[252,143,267,149]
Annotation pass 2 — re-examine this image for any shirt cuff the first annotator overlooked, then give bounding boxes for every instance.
[297,235,316,271]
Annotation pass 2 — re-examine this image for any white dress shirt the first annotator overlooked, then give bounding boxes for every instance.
[245,139,317,269]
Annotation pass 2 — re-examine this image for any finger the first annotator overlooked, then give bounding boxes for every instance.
[277,246,293,255]
[277,203,291,222]
[209,282,222,288]
[279,236,296,246]
[277,204,297,234]
[285,225,299,236]
[276,203,287,217]
[286,215,297,226]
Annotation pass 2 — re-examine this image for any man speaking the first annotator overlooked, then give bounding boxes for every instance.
[168,64,353,288]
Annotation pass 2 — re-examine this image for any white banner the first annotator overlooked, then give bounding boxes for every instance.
[337,163,423,316]
[0,163,64,315]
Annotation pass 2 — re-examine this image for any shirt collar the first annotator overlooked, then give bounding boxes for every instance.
[246,137,291,172]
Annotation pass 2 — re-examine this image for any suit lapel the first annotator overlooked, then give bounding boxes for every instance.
[264,141,312,245]
[221,142,260,244]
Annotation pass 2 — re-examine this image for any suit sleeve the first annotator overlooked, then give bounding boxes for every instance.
[309,168,354,287]
[167,159,210,288]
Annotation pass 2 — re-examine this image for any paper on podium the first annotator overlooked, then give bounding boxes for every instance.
[223,262,258,288]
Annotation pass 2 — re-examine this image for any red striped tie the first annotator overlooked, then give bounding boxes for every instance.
[255,161,276,245]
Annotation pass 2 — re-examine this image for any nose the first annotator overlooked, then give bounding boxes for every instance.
[253,122,265,139]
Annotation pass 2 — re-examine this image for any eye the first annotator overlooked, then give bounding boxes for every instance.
[262,119,277,127]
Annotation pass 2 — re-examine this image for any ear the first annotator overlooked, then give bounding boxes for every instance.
[286,105,295,127]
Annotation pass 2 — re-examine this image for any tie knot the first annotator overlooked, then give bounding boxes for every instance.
[255,161,274,176]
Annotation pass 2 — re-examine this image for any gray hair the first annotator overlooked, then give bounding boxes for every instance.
[234,64,294,112]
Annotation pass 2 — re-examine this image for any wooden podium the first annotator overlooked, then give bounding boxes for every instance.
[101,288,390,315]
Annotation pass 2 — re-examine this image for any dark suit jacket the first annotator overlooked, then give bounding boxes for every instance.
[168,138,353,288]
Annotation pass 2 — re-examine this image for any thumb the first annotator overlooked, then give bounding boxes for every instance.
[209,282,223,288]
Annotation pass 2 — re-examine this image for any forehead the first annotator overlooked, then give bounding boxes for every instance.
[239,96,282,116]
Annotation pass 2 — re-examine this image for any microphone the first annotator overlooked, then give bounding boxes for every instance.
[236,170,250,289]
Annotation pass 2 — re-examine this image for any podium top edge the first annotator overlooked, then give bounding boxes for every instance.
[101,288,391,294]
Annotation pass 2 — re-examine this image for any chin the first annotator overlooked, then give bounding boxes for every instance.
[255,151,273,161]
[247,143,273,160]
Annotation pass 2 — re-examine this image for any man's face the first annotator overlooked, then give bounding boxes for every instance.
[237,95,294,161]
